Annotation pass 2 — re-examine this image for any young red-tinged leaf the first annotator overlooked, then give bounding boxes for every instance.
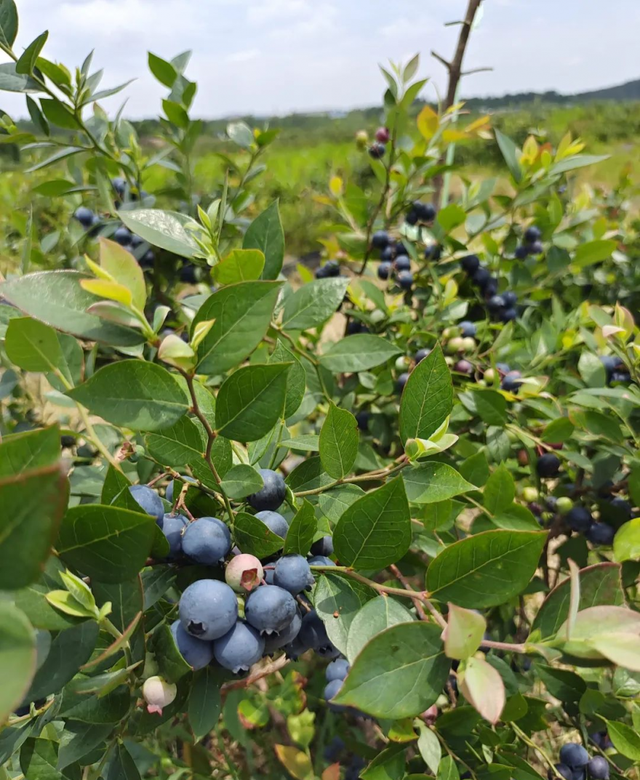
[557,605,640,661]
[590,633,640,672]
[444,604,486,660]
[274,745,314,780]
[460,656,505,724]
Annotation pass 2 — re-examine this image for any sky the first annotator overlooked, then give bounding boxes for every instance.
[2,0,640,119]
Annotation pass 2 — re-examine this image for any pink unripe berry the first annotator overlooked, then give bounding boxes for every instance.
[375,126,390,143]
[225,553,264,593]
[142,676,177,715]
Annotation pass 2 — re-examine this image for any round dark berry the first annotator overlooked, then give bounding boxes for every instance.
[461,254,480,275]
[324,260,340,277]
[380,245,395,262]
[405,208,419,225]
[273,555,315,595]
[610,497,632,518]
[472,267,491,289]
[524,226,542,243]
[213,620,265,673]
[454,359,473,375]
[396,372,410,393]
[585,522,615,546]
[501,307,518,323]
[315,266,329,279]
[248,469,286,512]
[587,757,609,780]
[368,142,386,159]
[415,348,432,364]
[566,506,593,533]
[378,261,393,280]
[529,240,544,255]
[182,516,231,565]
[245,585,297,636]
[502,291,518,307]
[397,270,413,290]
[414,201,436,222]
[111,177,126,197]
[515,245,529,260]
[375,127,390,143]
[310,535,334,557]
[536,453,561,478]
[459,321,477,338]
[487,295,505,314]
[180,264,198,283]
[255,510,289,539]
[424,243,442,261]
[394,255,411,272]
[550,765,574,780]
[371,231,389,249]
[74,207,95,228]
[326,657,350,682]
[501,370,522,393]
[60,434,76,448]
[129,485,164,523]
[113,226,132,246]
[179,579,238,641]
[559,744,589,770]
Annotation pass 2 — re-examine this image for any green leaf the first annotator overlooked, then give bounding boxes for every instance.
[15,31,48,75]
[212,249,265,285]
[20,738,60,780]
[444,604,486,660]
[215,363,291,442]
[284,500,316,556]
[417,723,441,775]
[146,417,205,467]
[0,271,144,346]
[68,361,190,432]
[436,204,466,233]
[57,505,157,583]
[193,281,282,373]
[318,484,364,523]
[458,390,507,426]
[361,744,406,780]
[106,743,140,780]
[573,240,617,269]
[399,345,452,443]
[313,572,376,655]
[234,511,285,558]
[189,667,222,741]
[531,562,624,639]
[148,52,178,87]
[40,98,80,130]
[495,129,522,183]
[219,464,264,499]
[319,403,358,479]
[333,622,449,718]
[333,478,411,569]
[437,756,460,780]
[151,623,192,683]
[426,530,547,608]
[243,201,285,280]
[606,720,640,760]
[57,723,113,769]
[0,0,18,47]
[98,237,146,311]
[492,503,540,531]
[403,462,475,504]
[0,602,36,723]
[118,209,200,259]
[483,465,515,515]
[535,665,586,703]
[0,62,39,92]
[346,596,413,663]
[282,277,349,331]
[578,352,607,388]
[319,334,402,373]
[25,620,98,701]
[5,316,61,373]
[0,463,67,590]
[0,425,60,479]
[271,340,305,418]
[614,518,640,562]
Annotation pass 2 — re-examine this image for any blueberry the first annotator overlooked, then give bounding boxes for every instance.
[324,737,345,762]
[415,348,432,363]
[310,535,334,557]
[502,291,518,307]
[130,234,143,249]
[326,658,350,682]
[263,610,302,654]
[496,362,511,374]
[225,553,264,593]
[380,245,395,262]
[165,476,197,504]
[283,634,308,660]
[378,261,393,280]
[501,370,522,393]
[611,371,631,383]
[60,434,76,448]
[299,609,330,652]
[394,255,411,272]
[274,555,315,595]
[368,142,386,159]
[180,264,198,283]
[405,208,419,225]
[395,241,409,256]
[324,260,341,277]
[170,619,213,670]
[559,744,589,769]
[551,766,574,780]
[537,453,561,478]
[182,516,231,564]
[487,295,505,314]
[179,579,238,640]
[213,620,265,673]
[396,372,410,393]
[113,226,132,246]
[461,254,480,274]
[140,249,155,268]
[397,270,413,290]
[566,507,593,533]
[610,497,632,518]
[315,266,329,279]
[324,679,346,712]
[424,244,442,261]
[245,585,297,636]
[255,510,289,539]
[347,320,367,335]
[129,485,164,522]
[454,359,473,375]
[159,513,188,559]
[74,207,95,228]
[264,566,275,585]
[599,355,623,382]
[414,201,436,222]
[472,267,491,288]
[586,523,615,546]
[483,278,499,297]
[587,757,609,780]
[515,245,529,259]
[459,321,477,338]
[111,177,126,197]
[524,226,541,243]
[308,555,335,566]
[371,231,389,249]
[529,240,544,255]
[355,411,370,431]
[501,307,518,323]
[248,469,286,512]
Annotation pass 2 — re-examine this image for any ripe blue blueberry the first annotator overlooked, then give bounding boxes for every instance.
[299,609,337,657]
[355,411,370,431]
[396,372,410,393]
[182,516,231,564]
[496,362,511,374]
[394,255,411,272]
[308,555,335,566]
[113,226,132,246]
[368,142,386,159]
[587,757,609,780]
[397,270,414,290]
[380,245,395,262]
[524,225,542,243]
[248,469,286,512]
[515,245,529,259]
[129,485,164,522]
[550,765,573,780]
[255,510,289,539]
[310,535,334,557]
[324,679,346,712]
[315,265,329,279]
[213,620,265,673]
[501,307,518,323]
[529,240,544,255]
[180,264,198,283]
[536,453,561,478]
[415,348,431,364]
[487,294,505,314]
[378,261,393,280]
[502,291,518,307]
[263,610,302,654]
[111,177,126,197]
[159,513,188,559]
[323,260,340,277]
[371,230,389,249]
[414,201,436,222]
[585,522,615,546]
[74,207,95,228]
[245,585,297,635]
[179,579,238,640]
[424,243,442,261]
[610,498,632,518]
[405,208,419,225]
[326,658,350,682]
[461,254,480,275]
[170,620,213,670]
[560,744,589,770]
[273,554,315,595]
[165,475,197,504]
[472,267,491,289]
[566,506,593,533]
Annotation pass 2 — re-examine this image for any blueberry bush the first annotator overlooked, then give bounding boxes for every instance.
[1,4,640,780]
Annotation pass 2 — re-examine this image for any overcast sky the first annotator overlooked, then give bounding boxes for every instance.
[2,0,640,119]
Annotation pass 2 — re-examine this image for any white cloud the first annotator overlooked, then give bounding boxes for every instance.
[226,48,260,63]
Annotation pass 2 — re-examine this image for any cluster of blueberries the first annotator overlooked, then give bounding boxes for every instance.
[515,225,544,260]
[460,253,518,324]
[372,230,413,291]
[367,126,389,159]
[551,742,609,780]
[129,470,343,677]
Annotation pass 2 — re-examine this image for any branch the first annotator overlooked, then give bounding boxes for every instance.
[462,66,493,76]
[220,654,288,693]
[431,51,451,70]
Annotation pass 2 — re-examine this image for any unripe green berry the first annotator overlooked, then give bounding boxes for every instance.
[522,487,539,503]
[395,356,409,371]
[556,496,573,515]
[484,368,496,383]
[461,337,476,353]
[447,337,464,354]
